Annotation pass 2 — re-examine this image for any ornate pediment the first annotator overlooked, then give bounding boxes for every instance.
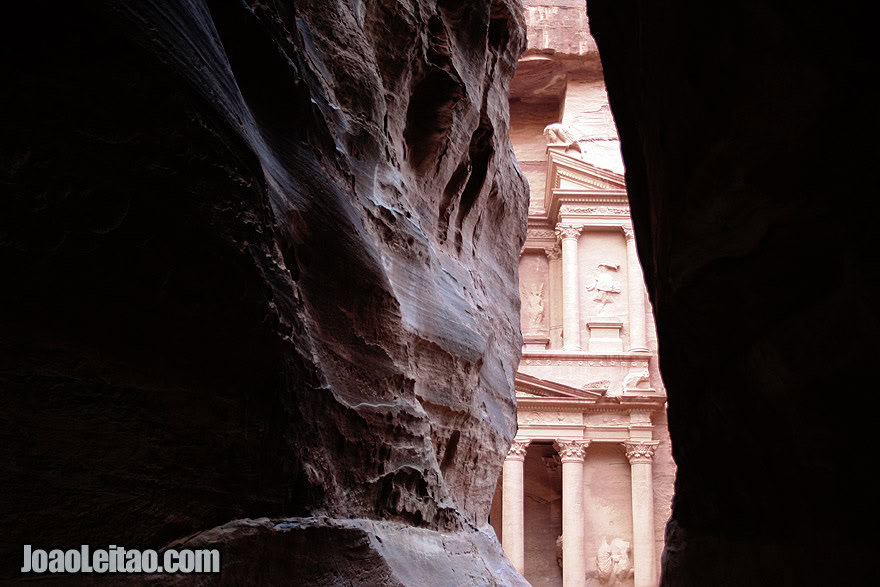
[541,150,628,222]
[547,150,626,191]
[515,372,604,401]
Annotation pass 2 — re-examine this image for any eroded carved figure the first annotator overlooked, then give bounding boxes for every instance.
[521,282,546,332]
[585,263,622,314]
[582,379,611,392]
[623,368,651,391]
[544,122,578,145]
[555,535,564,570]
[596,537,633,584]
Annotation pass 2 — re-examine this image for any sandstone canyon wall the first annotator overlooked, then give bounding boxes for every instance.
[1,0,531,583]
[588,1,880,585]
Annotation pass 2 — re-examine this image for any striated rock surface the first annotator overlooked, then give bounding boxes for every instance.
[0,0,529,582]
[589,1,880,585]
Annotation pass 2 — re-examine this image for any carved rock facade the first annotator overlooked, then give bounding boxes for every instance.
[492,3,675,585]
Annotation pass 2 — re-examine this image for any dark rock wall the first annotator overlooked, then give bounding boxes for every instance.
[588,1,880,585]
[1,0,529,583]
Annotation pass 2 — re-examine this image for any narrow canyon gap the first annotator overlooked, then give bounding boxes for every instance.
[588,1,880,586]
[1,0,531,583]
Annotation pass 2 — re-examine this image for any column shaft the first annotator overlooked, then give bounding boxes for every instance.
[502,440,529,575]
[555,440,588,587]
[545,244,563,348]
[625,441,659,587]
[624,227,648,352]
[556,225,583,350]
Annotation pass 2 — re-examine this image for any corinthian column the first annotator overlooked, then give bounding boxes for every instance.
[544,243,563,348]
[503,439,530,575]
[554,439,589,587]
[555,224,583,350]
[623,227,649,352]
[624,441,660,587]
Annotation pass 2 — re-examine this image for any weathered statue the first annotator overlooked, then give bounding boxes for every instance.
[585,263,622,314]
[623,368,651,391]
[596,537,633,584]
[543,122,585,155]
[521,282,546,332]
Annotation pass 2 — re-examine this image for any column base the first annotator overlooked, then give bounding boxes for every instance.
[523,335,550,351]
[586,318,623,353]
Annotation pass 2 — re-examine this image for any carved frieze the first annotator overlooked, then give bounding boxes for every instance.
[527,228,558,241]
[559,204,630,216]
[519,411,580,425]
[522,359,650,368]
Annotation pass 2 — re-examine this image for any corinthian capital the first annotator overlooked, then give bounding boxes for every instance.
[622,441,659,464]
[555,224,583,241]
[622,226,636,241]
[506,439,531,461]
[553,439,590,463]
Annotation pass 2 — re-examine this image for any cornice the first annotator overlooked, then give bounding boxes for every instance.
[514,396,666,412]
[521,352,652,367]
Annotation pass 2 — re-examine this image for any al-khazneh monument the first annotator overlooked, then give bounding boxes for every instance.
[489,2,675,586]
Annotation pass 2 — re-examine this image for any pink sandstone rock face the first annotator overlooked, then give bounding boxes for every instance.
[1,0,529,583]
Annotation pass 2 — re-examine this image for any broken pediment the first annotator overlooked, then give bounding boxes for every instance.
[515,372,605,401]
[540,150,628,220]
[547,150,626,192]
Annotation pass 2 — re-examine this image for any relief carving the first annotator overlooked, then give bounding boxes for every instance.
[542,454,561,476]
[527,228,557,240]
[623,368,651,391]
[582,379,611,392]
[520,282,546,333]
[585,263,622,314]
[543,123,582,154]
[559,205,630,216]
[596,537,633,584]
[544,242,561,261]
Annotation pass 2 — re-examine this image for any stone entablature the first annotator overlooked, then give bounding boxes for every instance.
[514,373,665,445]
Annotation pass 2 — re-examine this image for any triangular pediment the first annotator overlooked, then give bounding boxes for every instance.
[514,372,604,401]
[547,149,627,193]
